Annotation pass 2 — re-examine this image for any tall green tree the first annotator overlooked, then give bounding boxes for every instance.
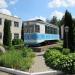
[21,24,24,41]
[63,10,73,51]
[72,19,75,50]
[3,19,12,46]
[50,16,57,25]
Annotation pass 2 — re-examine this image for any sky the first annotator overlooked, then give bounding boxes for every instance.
[0,0,75,21]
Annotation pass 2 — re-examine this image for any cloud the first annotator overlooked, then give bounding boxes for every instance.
[28,16,46,21]
[68,0,75,7]
[50,10,64,20]
[48,0,75,8]
[0,9,12,15]
[0,0,8,8]
[0,0,12,15]
[14,15,19,18]
[8,0,18,5]
[0,0,18,16]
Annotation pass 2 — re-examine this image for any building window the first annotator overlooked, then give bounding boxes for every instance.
[24,22,27,25]
[14,21,19,27]
[14,33,19,39]
[0,18,2,25]
[35,25,40,33]
[0,32,2,39]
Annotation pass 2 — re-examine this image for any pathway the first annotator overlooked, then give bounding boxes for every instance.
[29,52,53,73]
[29,43,62,73]
[0,71,12,75]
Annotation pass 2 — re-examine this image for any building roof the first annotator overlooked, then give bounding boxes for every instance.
[0,13,21,19]
[23,19,59,28]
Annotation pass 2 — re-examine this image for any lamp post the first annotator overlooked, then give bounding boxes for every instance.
[64,26,69,48]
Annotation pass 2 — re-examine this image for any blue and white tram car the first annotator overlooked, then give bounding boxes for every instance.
[23,20,59,45]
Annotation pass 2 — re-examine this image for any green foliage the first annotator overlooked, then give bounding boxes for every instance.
[44,48,75,74]
[63,10,73,51]
[22,47,35,58]
[0,47,35,71]
[3,20,12,46]
[12,39,24,45]
[12,39,24,49]
[72,20,75,50]
[44,49,62,67]
[21,24,24,41]
[50,16,57,25]
[62,48,70,55]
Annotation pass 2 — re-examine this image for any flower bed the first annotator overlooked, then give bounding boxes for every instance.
[44,47,75,74]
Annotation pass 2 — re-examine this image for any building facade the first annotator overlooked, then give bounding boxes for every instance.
[0,13,22,44]
[61,25,64,39]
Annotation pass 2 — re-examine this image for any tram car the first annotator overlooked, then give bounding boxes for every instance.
[23,19,59,45]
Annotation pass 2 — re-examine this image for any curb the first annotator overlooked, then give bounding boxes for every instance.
[0,67,30,75]
[31,71,63,75]
[0,67,63,75]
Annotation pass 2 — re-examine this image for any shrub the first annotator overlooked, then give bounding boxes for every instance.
[12,39,24,49]
[49,46,63,51]
[0,48,35,71]
[44,48,75,74]
[62,48,70,55]
[44,49,62,68]
[22,47,35,58]
[0,50,21,68]
[12,39,24,45]
[5,45,15,50]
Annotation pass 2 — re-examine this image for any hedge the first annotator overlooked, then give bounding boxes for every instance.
[44,48,75,74]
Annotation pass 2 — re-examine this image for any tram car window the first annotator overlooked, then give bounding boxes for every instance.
[35,25,40,33]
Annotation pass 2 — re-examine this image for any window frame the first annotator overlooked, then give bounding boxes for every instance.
[35,25,40,33]
[14,21,19,27]
[14,33,19,39]
[0,18,2,25]
[0,32,2,39]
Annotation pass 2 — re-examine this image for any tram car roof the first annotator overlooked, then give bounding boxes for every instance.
[23,19,58,28]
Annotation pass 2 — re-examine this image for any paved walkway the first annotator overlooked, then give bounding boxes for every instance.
[29,52,53,73]
[0,71,12,75]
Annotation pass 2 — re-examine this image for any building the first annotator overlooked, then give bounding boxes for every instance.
[0,13,22,44]
[61,25,64,39]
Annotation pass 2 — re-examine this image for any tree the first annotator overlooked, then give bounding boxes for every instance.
[56,20,62,39]
[3,19,12,46]
[63,10,73,51]
[46,18,50,23]
[21,24,24,41]
[72,18,75,50]
[60,16,65,25]
[50,16,57,25]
